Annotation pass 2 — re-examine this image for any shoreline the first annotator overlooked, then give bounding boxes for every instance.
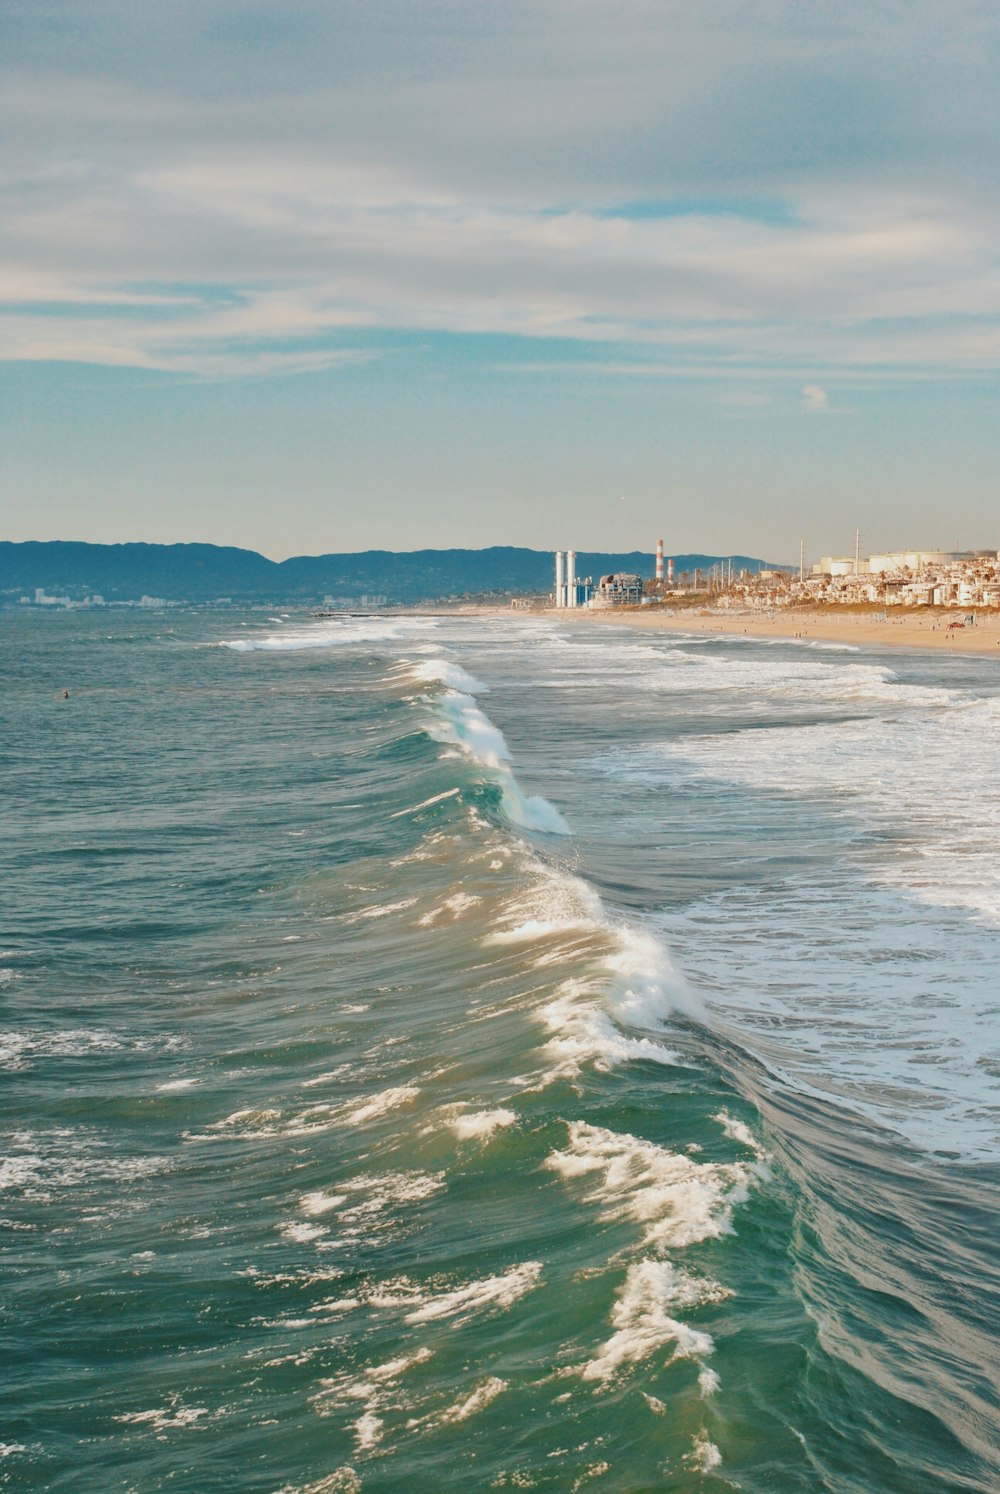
[556,605,1000,657]
[320,602,1000,657]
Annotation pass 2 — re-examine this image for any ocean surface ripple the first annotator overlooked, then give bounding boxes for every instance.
[3,608,999,1492]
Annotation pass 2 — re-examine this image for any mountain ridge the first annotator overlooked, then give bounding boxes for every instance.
[1,540,785,604]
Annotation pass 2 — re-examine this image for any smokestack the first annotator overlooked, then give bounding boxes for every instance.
[567,550,577,608]
[667,557,675,583]
[555,550,565,608]
[656,538,664,582]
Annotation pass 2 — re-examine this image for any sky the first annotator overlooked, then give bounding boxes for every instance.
[3,0,1000,562]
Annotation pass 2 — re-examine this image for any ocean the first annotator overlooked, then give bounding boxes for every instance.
[3,607,1000,1493]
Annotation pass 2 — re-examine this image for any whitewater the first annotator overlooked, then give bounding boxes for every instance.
[3,606,999,1492]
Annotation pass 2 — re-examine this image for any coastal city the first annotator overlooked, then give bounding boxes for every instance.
[13,539,1000,616]
[554,542,1000,612]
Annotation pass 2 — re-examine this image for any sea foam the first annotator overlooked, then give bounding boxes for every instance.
[546,1121,753,1251]
[581,1260,728,1385]
[486,858,700,1078]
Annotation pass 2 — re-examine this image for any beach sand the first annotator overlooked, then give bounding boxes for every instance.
[576,605,1000,655]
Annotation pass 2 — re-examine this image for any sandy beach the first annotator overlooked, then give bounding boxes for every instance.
[574,604,1000,655]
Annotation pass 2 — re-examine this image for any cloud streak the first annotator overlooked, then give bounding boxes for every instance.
[3,1,1000,380]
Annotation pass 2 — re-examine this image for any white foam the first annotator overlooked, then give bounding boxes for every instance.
[301,1065,353,1089]
[365,1279,426,1310]
[605,923,703,1027]
[484,858,700,1082]
[545,1121,753,1251]
[495,860,699,1024]
[540,985,683,1077]
[596,668,1000,1157]
[0,1028,178,1071]
[221,617,439,653]
[486,918,596,943]
[310,1297,363,1315]
[279,1221,328,1244]
[403,1261,543,1324]
[407,658,489,694]
[116,1403,211,1432]
[190,1085,421,1143]
[341,1170,445,1211]
[341,1085,420,1126]
[581,1260,728,1384]
[353,1412,383,1451]
[316,1171,446,1245]
[489,862,606,940]
[444,1107,517,1141]
[713,1111,762,1153]
[417,892,483,926]
[650,697,1000,925]
[368,1352,429,1383]
[201,1106,283,1139]
[342,897,418,924]
[310,1347,433,1438]
[283,1474,361,1494]
[1,1143,173,1201]
[429,690,511,764]
[684,1430,723,1472]
[300,1191,348,1216]
[439,1377,507,1423]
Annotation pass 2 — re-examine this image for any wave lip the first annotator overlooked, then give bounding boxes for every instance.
[408,655,570,835]
[483,856,700,1078]
[407,658,489,695]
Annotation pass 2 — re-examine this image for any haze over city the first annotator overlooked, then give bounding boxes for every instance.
[4,1,999,560]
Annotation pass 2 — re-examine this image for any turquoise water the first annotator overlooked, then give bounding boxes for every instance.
[3,609,1000,1492]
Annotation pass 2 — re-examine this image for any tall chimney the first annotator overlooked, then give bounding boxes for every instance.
[667,557,675,584]
[567,550,577,608]
[656,538,664,582]
[555,550,565,608]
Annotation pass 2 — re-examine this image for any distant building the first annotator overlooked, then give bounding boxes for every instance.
[552,550,592,608]
[813,557,867,577]
[591,572,643,607]
[867,550,968,575]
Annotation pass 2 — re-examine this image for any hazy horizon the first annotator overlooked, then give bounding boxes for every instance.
[3,535,790,566]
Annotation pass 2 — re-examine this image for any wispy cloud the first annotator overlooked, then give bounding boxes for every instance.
[3,1,1000,380]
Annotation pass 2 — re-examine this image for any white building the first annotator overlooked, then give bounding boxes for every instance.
[866,550,968,575]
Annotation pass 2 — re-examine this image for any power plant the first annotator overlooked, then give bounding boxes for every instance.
[552,542,676,608]
[552,549,589,608]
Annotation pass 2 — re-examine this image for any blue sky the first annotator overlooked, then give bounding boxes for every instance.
[3,0,999,560]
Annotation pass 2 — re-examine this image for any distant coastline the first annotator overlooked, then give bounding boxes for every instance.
[0,539,778,610]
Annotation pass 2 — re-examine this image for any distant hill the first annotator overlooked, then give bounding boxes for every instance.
[0,541,784,606]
